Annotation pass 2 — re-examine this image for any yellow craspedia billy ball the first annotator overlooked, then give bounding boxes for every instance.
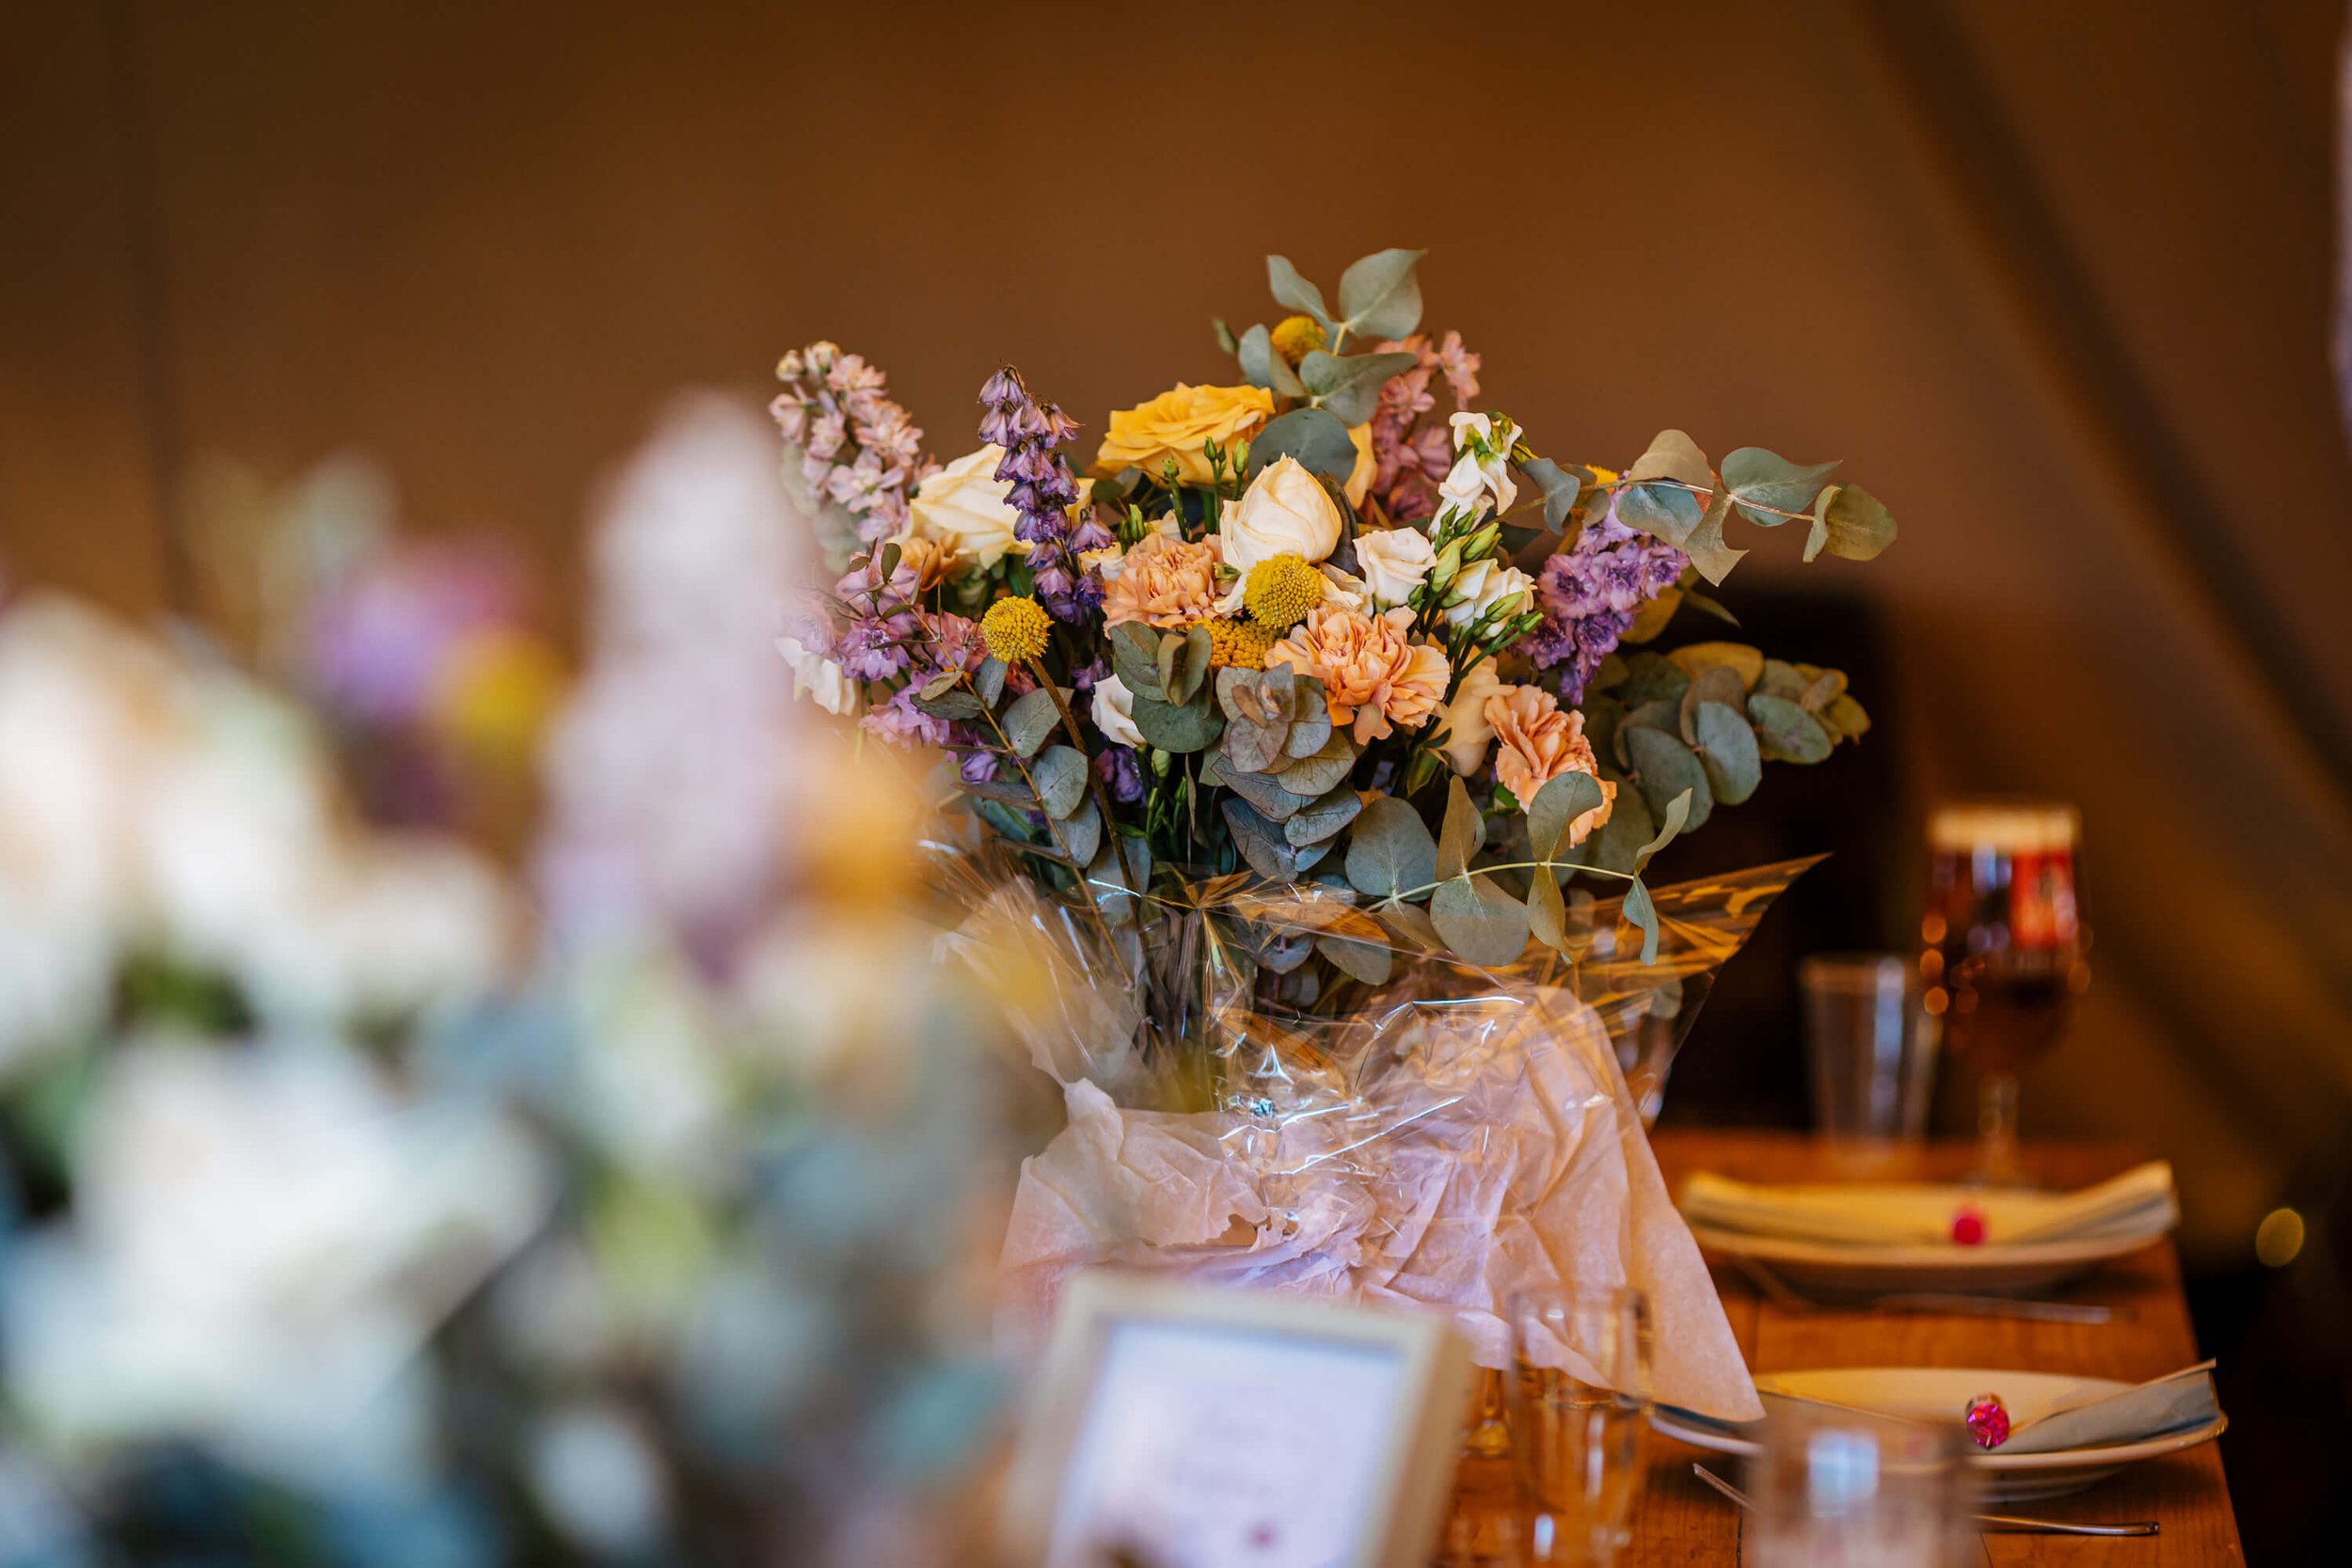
[979,594,1053,663]
[1242,553,1325,632]
[1270,314,1327,366]
[1202,617,1275,671]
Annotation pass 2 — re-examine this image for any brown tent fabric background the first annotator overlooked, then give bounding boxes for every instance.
[7,2,2351,1259]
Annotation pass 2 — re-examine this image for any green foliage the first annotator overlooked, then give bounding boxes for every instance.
[1246,408,1358,484]
[1746,692,1835,763]
[1131,689,1223,752]
[1299,350,1418,426]
[1431,872,1530,967]
[1002,687,1064,757]
[1236,322,1310,398]
[1335,247,1426,340]
[1720,447,1839,529]
[1622,725,1714,833]
[1344,796,1439,901]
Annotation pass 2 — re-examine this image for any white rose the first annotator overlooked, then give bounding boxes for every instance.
[907,446,1029,569]
[1440,559,1534,629]
[1092,673,1146,749]
[776,636,857,716]
[1354,527,1436,608]
[1219,456,1343,572]
[1442,657,1507,775]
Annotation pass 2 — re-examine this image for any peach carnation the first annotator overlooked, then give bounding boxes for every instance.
[1101,531,1225,629]
[1265,605,1451,743]
[1485,685,1617,833]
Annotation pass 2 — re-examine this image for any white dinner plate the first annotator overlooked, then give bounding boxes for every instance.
[1650,1367,2228,1502]
[1685,1220,2160,1294]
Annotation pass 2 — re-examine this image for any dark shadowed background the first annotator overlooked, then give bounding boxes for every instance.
[6,1,2351,1555]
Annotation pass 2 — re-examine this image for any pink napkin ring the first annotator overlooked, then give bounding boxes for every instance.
[1963,1392,2010,1449]
[1950,1203,1987,1245]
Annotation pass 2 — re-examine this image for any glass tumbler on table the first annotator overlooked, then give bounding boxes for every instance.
[1747,1403,1977,1568]
[1508,1287,1651,1566]
[1801,952,1936,1145]
[1920,799,2089,1185]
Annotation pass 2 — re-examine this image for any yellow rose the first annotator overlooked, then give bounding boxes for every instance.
[1220,456,1343,573]
[1095,383,1274,486]
[907,446,1028,569]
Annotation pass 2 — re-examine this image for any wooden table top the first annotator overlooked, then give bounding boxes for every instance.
[1623,1129,2242,1566]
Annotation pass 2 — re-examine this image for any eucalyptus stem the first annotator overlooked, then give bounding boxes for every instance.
[1385,857,1637,906]
[1025,657,1141,911]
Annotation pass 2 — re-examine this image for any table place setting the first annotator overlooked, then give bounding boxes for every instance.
[1676,1161,2180,1294]
[1652,1361,2227,1501]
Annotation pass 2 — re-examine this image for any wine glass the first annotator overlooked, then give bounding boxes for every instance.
[1747,1403,1977,1567]
[1920,800,2090,1185]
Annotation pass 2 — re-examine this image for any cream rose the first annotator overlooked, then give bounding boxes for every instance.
[907,446,1027,569]
[1091,673,1146,749]
[1220,456,1343,573]
[1439,559,1534,629]
[1441,657,1506,775]
[1095,384,1274,486]
[1354,526,1436,608]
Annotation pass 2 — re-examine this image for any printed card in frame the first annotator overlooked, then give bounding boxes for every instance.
[1000,1271,1476,1568]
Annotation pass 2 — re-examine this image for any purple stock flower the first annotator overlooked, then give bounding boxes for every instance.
[1095,746,1145,804]
[861,685,952,747]
[960,750,1001,784]
[835,612,914,681]
[1526,501,1689,703]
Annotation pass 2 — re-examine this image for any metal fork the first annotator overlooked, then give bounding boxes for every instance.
[1692,1463,2159,1537]
[1734,1257,2119,1324]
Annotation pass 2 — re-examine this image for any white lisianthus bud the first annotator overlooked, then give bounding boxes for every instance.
[1440,560,1535,630]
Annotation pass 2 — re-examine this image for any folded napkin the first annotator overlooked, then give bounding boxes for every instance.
[1677,1163,2177,1248]
[1665,1362,2222,1456]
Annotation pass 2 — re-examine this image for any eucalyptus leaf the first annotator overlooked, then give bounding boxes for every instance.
[1213,317,1238,355]
[1638,789,1691,868]
[1317,932,1393,986]
[1584,778,1654,877]
[1002,687,1063,757]
[1691,700,1762,804]
[1756,658,1809,701]
[1681,587,1740,627]
[1619,652,1692,706]
[1159,624,1214,708]
[1299,350,1419,427]
[1343,796,1439,901]
[1336,247,1426,339]
[1086,836,1151,924]
[1107,624,1166,701]
[974,657,1008,708]
[1747,692,1835,764]
[1131,691,1223,753]
[1667,642,1763,691]
[1280,680,1332,759]
[1055,799,1102,866]
[1622,725,1714,832]
[1811,483,1898,562]
[1682,486,1748,585]
[1223,798,1307,880]
[1623,584,1684,645]
[1528,770,1607,862]
[1627,429,1713,486]
[1221,712,1286,774]
[1822,692,1872,740]
[1623,876,1661,965]
[1236,322,1309,399]
[1799,669,1846,713]
[1270,729,1356,796]
[1246,407,1357,483]
[1678,666,1749,743]
[1221,763,1313,822]
[1437,775,1486,880]
[1720,447,1838,528]
[1432,874,1531,967]
[1615,702,1681,771]
[1258,927,1315,974]
[1285,787,1362,847]
[1032,746,1089,819]
[1617,482,1703,546]
[1518,456,1585,531]
[1580,695,1625,768]
[1266,255,1334,325]
[1527,862,1568,952]
[913,687,984,721]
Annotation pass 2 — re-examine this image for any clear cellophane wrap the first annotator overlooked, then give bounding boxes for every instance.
[939,848,1819,1422]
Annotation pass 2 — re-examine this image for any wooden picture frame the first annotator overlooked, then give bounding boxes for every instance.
[999,1271,1476,1568]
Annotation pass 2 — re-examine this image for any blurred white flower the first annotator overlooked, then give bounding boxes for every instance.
[3,1039,551,1487]
[528,1403,672,1557]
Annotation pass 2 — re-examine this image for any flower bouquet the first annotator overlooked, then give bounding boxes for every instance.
[774,248,1895,1413]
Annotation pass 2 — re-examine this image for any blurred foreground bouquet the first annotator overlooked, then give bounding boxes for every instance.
[0,403,1032,1565]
